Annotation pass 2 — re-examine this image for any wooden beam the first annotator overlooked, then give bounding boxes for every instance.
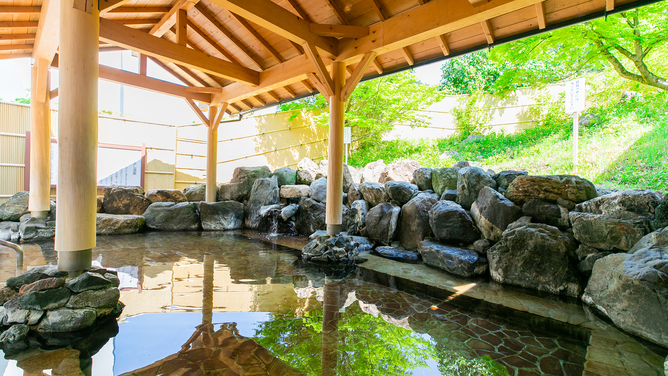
[252,95,266,106]
[0,44,33,51]
[187,20,242,65]
[194,4,263,71]
[100,18,259,85]
[436,34,450,55]
[49,87,58,99]
[0,6,41,14]
[208,0,337,58]
[32,0,59,62]
[400,47,414,65]
[149,0,199,38]
[322,0,349,25]
[267,91,281,102]
[176,9,188,46]
[481,20,494,44]
[0,53,32,60]
[285,0,311,22]
[470,0,489,5]
[369,0,386,21]
[229,13,284,63]
[371,57,383,74]
[0,21,39,28]
[240,99,254,109]
[175,64,209,87]
[0,33,35,41]
[284,85,296,98]
[187,86,224,93]
[535,2,546,29]
[228,103,242,113]
[301,79,314,92]
[147,56,190,85]
[341,51,376,101]
[303,42,334,96]
[99,0,133,14]
[307,72,333,99]
[309,23,369,38]
[186,98,210,124]
[109,6,171,13]
[606,0,614,11]
[34,58,49,102]
[139,54,148,75]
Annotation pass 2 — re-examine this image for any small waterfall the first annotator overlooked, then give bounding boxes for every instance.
[268,210,280,237]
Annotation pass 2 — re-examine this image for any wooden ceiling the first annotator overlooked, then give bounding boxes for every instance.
[0,0,654,114]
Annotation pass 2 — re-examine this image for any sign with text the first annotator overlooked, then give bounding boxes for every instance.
[344,127,351,144]
[565,78,585,114]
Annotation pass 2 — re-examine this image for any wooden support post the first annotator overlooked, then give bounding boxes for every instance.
[56,0,99,273]
[326,62,345,235]
[139,54,148,75]
[205,103,226,202]
[28,58,51,219]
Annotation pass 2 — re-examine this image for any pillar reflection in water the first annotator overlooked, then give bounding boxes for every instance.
[321,277,342,376]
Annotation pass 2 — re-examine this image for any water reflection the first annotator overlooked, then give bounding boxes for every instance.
[0,232,666,375]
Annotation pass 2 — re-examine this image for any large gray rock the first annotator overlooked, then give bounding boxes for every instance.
[361,160,387,183]
[230,166,272,196]
[342,164,356,192]
[0,191,29,221]
[66,287,120,309]
[418,240,488,277]
[96,214,145,235]
[493,170,528,191]
[217,183,246,202]
[346,165,362,185]
[145,189,187,203]
[431,168,459,197]
[18,218,55,241]
[347,184,363,207]
[280,204,299,221]
[183,184,207,202]
[271,167,296,186]
[385,181,418,206]
[399,194,438,250]
[294,197,326,235]
[35,308,97,333]
[358,182,388,208]
[18,287,70,311]
[655,195,668,229]
[522,200,569,230]
[379,160,420,183]
[0,324,29,345]
[143,202,200,231]
[245,177,280,229]
[280,185,310,199]
[296,158,320,185]
[412,168,434,191]
[570,212,650,251]
[374,246,419,263]
[456,167,497,210]
[470,187,521,242]
[583,246,668,347]
[65,272,114,293]
[309,177,328,203]
[6,266,66,290]
[630,227,668,253]
[575,190,664,220]
[3,298,43,325]
[365,203,401,245]
[487,222,581,297]
[505,175,597,205]
[198,201,244,230]
[429,200,479,245]
[102,186,151,215]
[348,200,368,235]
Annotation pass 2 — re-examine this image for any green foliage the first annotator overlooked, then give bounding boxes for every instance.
[278,71,444,151]
[452,91,494,137]
[13,96,30,105]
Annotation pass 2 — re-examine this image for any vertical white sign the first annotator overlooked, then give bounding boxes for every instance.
[343,127,351,144]
[565,78,585,114]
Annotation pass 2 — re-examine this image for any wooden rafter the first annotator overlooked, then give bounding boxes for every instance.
[306,72,333,98]
[303,42,334,96]
[150,0,199,38]
[400,47,414,65]
[118,19,160,27]
[535,2,546,29]
[309,24,370,38]
[436,34,450,55]
[0,21,39,28]
[267,91,281,102]
[109,6,171,13]
[100,18,259,85]
[187,87,224,93]
[148,56,190,85]
[0,6,41,14]
[99,0,133,14]
[371,57,384,74]
[0,44,33,51]
[228,103,242,113]
[182,37,229,87]
[284,85,296,98]
[187,20,242,65]
[1,33,35,41]
[240,99,254,109]
[322,0,349,25]
[252,95,266,106]
[194,3,263,71]
[301,79,314,92]
[228,13,284,63]
[139,54,148,75]
[285,0,312,21]
[369,0,386,20]
[606,0,614,11]
[480,20,494,44]
[341,51,376,101]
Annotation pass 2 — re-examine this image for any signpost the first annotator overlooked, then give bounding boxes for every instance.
[343,127,351,165]
[565,78,585,172]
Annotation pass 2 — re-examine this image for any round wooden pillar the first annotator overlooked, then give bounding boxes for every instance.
[205,111,218,203]
[55,0,99,273]
[326,62,346,235]
[28,60,51,219]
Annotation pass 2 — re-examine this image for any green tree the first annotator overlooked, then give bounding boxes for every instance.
[490,2,668,91]
[278,71,444,151]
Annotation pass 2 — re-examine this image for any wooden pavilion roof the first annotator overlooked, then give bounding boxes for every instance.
[0,0,658,114]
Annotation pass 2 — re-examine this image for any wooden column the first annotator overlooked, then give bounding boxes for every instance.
[205,107,218,202]
[28,59,51,219]
[55,0,99,273]
[325,62,345,235]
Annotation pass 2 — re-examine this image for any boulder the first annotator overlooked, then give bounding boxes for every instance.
[3,297,43,325]
[398,193,438,250]
[66,287,120,309]
[347,184,363,207]
[470,187,522,242]
[361,160,387,183]
[493,170,528,191]
[577,252,612,275]
[412,168,434,191]
[429,200,479,245]
[317,160,328,179]
[348,200,368,235]
[487,222,581,297]
[358,182,388,208]
[0,324,29,345]
[439,150,462,161]
[6,266,66,290]
[374,246,419,263]
[143,202,200,231]
[505,175,597,205]
[365,203,401,245]
[655,195,668,229]
[301,233,369,263]
[583,246,668,347]
[346,165,362,185]
[35,308,97,333]
[271,167,297,186]
[522,199,570,230]
[96,214,145,235]
[245,177,280,230]
[456,167,497,210]
[294,197,326,235]
[576,244,600,261]
[97,197,104,213]
[432,168,459,197]
[230,166,272,195]
[575,190,664,220]
[280,204,299,221]
[18,218,55,241]
[418,240,488,277]
[145,189,187,203]
[65,272,114,293]
[453,161,470,169]
[183,184,208,202]
[198,201,244,230]
[0,191,29,221]
[296,158,320,185]
[630,227,668,253]
[569,212,650,251]
[309,177,328,203]
[217,183,247,202]
[440,190,457,201]
[384,181,418,206]
[18,287,70,311]
[379,160,420,183]
[18,277,65,295]
[280,185,310,199]
[102,186,150,215]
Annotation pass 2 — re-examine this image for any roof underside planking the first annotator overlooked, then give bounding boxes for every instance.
[0,0,655,114]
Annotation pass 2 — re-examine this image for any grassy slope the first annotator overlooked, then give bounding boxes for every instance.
[349,96,668,191]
